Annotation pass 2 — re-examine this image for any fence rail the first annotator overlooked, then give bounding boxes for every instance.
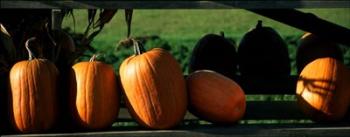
[1,0,350,9]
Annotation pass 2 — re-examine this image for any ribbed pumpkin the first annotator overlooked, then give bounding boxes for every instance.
[119,39,187,129]
[9,38,58,133]
[296,57,350,121]
[296,32,343,73]
[238,20,290,77]
[187,70,246,124]
[69,55,119,129]
[189,33,237,79]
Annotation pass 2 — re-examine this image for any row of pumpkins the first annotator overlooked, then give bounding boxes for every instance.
[5,20,350,133]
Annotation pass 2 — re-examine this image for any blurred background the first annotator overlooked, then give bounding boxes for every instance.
[62,9,350,75]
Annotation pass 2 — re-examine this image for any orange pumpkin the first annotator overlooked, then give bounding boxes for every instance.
[296,32,343,73]
[119,39,187,129]
[9,37,58,133]
[187,70,246,123]
[296,57,350,121]
[69,55,119,129]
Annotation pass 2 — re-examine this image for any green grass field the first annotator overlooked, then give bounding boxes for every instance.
[62,9,350,74]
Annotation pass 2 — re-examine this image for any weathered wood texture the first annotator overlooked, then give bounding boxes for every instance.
[1,0,350,9]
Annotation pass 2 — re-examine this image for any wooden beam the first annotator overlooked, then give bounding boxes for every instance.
[4,124,350,137]
[117,101,307,120]
[1,1,350,9]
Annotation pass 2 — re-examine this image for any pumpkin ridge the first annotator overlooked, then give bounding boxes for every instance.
[144,53,163,123]
[27,61,34,130]
[29,61,36,129]
[80,62,88,125]
[19,62,26,130]
[139,57,158,126]
[86,62,94,125]
[134,58,154,126]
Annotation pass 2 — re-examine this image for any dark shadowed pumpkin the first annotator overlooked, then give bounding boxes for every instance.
[238,20,290,77]
[296,57,350,122]
[119,39,187,129]
[296,32,343,74]
[189,33,238,79]
[187,70,246,124]
[9,38,58,133]
[69,55,119,130]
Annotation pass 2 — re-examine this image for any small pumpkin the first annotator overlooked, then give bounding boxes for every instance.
[238,20,290,77]
[9,37,58,133]
[69,55,119,130]
[296,32,343,73]
[119,39,187,129]
[189,33,238,79]
[187,70,246,124]
[296,57,350,121]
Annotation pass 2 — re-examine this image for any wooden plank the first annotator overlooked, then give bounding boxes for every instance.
[3,124,350,137]
[1,0,350,9]
[117,101,307,120]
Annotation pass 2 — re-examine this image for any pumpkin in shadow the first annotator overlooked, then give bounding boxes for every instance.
[296,32,343,74]
[296,57,350,122]
[238,20,290,77]
[189,33,237,79]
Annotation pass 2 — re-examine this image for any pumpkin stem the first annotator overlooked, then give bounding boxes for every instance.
[89,54,100,62]
[132,39,145,55]
[220,31,225,37]
[25,37,37,60]
[256,20,263,29]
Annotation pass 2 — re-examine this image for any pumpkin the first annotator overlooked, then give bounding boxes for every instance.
[187,70,246,124]
[238,20,290,77]
[296,57,350,121]
[296,32,343,73]
[119,39,187,129]
[9,37,58,133]
[51,29,76,66]
[189,33,238,79]
[69,55,119,129]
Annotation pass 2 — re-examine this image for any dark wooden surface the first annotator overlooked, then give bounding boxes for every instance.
[1,0,350,9]
[3,124,350,137]
[117,101,306,120]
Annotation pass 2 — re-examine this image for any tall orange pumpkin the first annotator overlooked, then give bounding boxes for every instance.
[119,39,187,129]
[69,55,119,129]
[187,70,246,124]
[9,37,58,133]
[296,57,350,121]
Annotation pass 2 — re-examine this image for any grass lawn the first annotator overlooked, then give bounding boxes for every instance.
[62,9,350,74]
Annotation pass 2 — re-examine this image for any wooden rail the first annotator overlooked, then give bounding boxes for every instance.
[1,1,350,137]
[1,0,350,9]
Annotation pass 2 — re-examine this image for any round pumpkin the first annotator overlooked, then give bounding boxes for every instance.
[69,55,119,129]
[187,70,246,124]
[238,20,290,77]
[189,33,238,79]
[9,37,58,133]
[119,39,187,129]
[296,57,350,121]
[296,32,343,73]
